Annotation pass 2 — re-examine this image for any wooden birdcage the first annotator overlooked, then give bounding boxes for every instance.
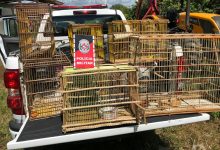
[107,19,168,64]
[156,19,169,34]
[24,52,71,120]
[60,65,140,133]
[16,3,55,61]
[68,24,104,64]
[108,19,168,34]
[131,34,220,116]
[108,33,132,63]
[108,20,141,34]
[130,35,169,63]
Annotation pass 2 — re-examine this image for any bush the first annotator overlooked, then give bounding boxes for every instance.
[210,112,220,120]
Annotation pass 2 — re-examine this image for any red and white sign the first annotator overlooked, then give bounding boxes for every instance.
[73,35,95,68]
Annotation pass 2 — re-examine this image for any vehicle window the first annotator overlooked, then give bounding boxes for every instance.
[8,19,18,37]
[212,16,220,30]
[189,17,199,25]
[199,19,215,33]
[53,15,122,35]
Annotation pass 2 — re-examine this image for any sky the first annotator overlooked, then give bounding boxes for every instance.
[59,0,137,7]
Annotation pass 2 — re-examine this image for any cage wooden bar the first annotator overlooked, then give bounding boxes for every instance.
[68,24,104,64]
[131,34,220,116]
[24,52,71,120]
[16,3,55,61]
[61,65,140,133]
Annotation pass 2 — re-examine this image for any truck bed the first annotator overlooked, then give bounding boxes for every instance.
[7,113,210,149]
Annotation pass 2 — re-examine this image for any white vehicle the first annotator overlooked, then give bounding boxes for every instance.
[0,6,210,150]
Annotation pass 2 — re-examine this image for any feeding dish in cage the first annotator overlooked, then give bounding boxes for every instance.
[99,107,118,120]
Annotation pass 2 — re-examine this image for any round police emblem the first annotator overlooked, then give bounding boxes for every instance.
[78,39,90,54]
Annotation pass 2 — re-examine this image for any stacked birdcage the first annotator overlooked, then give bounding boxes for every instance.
[60,65,139,133]
[108,19,168,64]
[131,34,220,116]
[153,19,168,34]
[16,4,71,119]
[24,53,71,119]
[16,3,55,61]
[130,35,169,63]
[108,19,168,34]
[68,24,104,64]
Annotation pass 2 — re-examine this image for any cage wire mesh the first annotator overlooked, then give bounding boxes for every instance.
[130,34,220,116]
[24,52,71,119]
[16,3,55,61]
[68,24,104,65]
[107,19,168,64]
[60,65,140,133]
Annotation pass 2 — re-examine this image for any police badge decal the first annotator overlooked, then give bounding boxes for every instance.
[78,39,90,54]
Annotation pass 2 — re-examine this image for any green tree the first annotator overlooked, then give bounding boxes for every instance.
[111,0,218,20]
[111,4,133,19]
[158,0,181,15]
[189,0,214,13]
[111,2,150,20]
[158,0,217,13]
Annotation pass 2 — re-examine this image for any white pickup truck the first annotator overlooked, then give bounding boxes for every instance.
[0,6,210,150]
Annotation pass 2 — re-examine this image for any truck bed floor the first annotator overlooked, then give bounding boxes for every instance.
[17,114,202,142]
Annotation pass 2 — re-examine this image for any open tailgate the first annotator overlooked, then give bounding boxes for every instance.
[7,113,210,150]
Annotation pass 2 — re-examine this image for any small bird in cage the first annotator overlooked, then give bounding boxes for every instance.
[138,61,158,93]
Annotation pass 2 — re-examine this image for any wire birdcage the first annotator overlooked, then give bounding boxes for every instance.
[24,52,71,120]
[16,3,55,61]
[68,24,104,64]
[61,65,140,133]
[131,34,220,116]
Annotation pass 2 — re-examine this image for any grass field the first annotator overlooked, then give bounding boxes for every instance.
[0,62,219,150]
[157,120,220,150]
[0,63,12,150]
